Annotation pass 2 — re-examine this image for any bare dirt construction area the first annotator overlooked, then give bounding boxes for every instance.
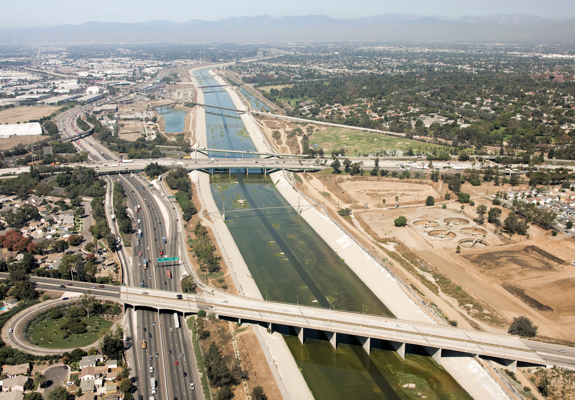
[296,171,575,340]
[463,245,575,317]
[340,179,440,209]
[0,134,50,151]
[118,119,145,141]
[0,105,59,124]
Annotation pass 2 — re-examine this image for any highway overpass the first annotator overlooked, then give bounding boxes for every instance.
[7,274,575,371]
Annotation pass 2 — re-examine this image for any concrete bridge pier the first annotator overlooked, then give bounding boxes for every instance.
[390,341,406,360]
[498,359,518,373]
[358,336,371,355]
[295,327,305,344]
[326,331,337,350]
[423,346,442,365]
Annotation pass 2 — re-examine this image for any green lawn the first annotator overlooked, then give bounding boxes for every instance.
[31,315,112,349]
[309,127,451,155]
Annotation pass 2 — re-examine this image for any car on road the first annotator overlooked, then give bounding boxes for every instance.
[149,366,153,373]
[208,306,215,310]
[559,349,567,353]
[152,321,155,326]
[176,294,183,300]
[395,324,402,328]
[91,286,96,289]
[148,333,152,338]
[282,308,290,312]
[183,371,187,377]
[155,352,159,358]
[142,292,148,295]
[168,350,171,354]
[67,283,73,286]
[8,328,12,333]
[223,300,228,303]
[99,285,105,288]
[149,356,152,361]
[60,285,66,288]
[175,361,178,366]
[190,383,194,390]
[180,352,183,358]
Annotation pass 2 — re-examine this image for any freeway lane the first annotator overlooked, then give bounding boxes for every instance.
[0,273,121,298]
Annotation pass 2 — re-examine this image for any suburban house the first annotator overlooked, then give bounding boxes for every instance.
[106,360,118,369]
[79,366,97,381]
[79,355,103,370]
[0,375,28,392]
[0,391,24,400]
[105,384,118,394]
[79,379,95,393]
[1,364,29,378]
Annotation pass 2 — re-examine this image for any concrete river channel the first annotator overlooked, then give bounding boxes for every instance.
[186,68,472,399]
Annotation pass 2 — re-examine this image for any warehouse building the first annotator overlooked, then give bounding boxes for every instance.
[0,122,43,138]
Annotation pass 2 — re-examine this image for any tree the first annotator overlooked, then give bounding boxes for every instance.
[119,378,133,393]
[449,176,461,194]
[508,316,538,337]
[509,174,520,186]
[100,334,124,359]
[106,234,117,252]
[425,196,435,206]
[343,159,351,173]
[79,291,96,318]
[9,280,38,300]
[337,208,351,217]
[488,207,502,225]
[121,364,131,379]
[24,393,43,400]
[197,309,207,318]
[458,192,470,203]
[218,386,234,400]
[394,216,407,227]
[567,221,573,230]
[476,204,487,224]
[252,386,268,400]
[330,158,341,174]
[75,207,85,217]
[33,372,46,389]
[48,386,69,400]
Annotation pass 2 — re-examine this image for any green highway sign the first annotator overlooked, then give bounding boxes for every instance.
[157,257,179,262]
[148,184,153,187]
[168,196,176,198]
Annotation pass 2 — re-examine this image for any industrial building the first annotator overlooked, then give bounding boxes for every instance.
[78,93,104,103]
[0,122,43,138]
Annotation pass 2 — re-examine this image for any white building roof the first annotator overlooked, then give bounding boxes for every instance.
[0,123,43,137]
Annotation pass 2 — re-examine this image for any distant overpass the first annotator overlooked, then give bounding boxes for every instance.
[190,147,309,159]
[161,101,246,115]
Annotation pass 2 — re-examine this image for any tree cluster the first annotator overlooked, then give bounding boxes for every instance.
[193,222,220,273]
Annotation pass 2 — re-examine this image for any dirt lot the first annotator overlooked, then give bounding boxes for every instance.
[296,172,575,340]
[118,119,145,141]
[255,116,322,154]
[0,106,59,124]
[196,317,281,400]
[0,134,50,151]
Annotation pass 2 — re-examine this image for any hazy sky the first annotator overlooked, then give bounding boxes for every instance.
[2,0,574,28]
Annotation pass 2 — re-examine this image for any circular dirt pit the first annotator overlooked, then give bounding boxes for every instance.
[459,238,488,248]
[429,230,457,239]
[460,227,487,236]
[444,218,469,226]
[414,220,440,228]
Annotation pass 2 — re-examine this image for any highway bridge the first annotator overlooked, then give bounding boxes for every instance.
[162,100,246,114]
[93,159,323,176]
[11,274,574,371]
[189,147,309,159]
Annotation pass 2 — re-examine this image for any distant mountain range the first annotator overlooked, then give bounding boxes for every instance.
[1,13,575,44]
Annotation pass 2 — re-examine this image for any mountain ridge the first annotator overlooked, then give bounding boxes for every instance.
[1,13,575,44]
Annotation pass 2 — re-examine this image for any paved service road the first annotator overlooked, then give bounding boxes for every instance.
[42,365,69,397]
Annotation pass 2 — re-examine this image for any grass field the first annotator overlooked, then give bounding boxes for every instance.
[0,134,50,151]
[309,127,451,155]
[257,84,295,92]
[31,315,112,349]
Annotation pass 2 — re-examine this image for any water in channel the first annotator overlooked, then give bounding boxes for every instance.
[156,106,187,133]
[193,68,472,400]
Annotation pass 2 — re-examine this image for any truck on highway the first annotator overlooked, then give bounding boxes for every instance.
[150,378,156,395]
[122,159,133,163]
[173,312,180,328]
[166,269,171,279]
[138,229,142,239]
[142,340,147,349]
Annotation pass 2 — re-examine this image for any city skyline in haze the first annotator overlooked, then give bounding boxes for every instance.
[2,0,575,28]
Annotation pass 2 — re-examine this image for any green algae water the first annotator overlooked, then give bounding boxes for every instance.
[195,68,472,400]
[211,174,390,315]
[285,336,472,400]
